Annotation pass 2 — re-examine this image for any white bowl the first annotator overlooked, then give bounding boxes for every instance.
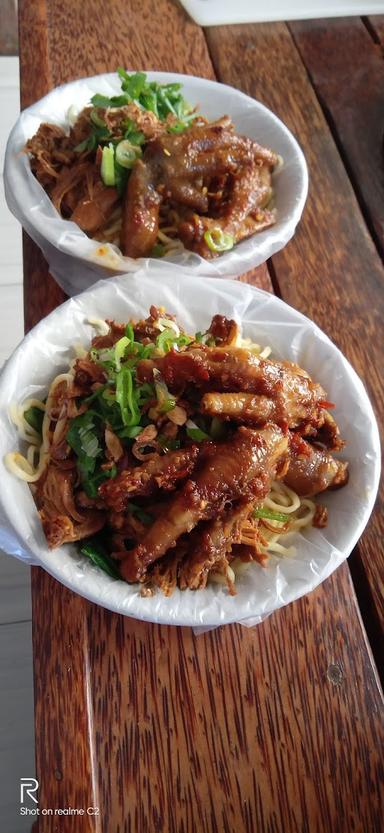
[0,268,379,627]
[4,71,308,296]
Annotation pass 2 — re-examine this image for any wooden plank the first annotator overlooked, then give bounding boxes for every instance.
[288,17,384,259]
[31,564,384,833]
[367,14,384,43]
[205,19,384,635]
[18,3,384,831]
[30,580,99,832]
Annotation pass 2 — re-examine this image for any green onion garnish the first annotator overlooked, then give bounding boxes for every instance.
[127,502,154,526]
[101,143,116,186]
[114,336,130,371]
[153,370,176,414]
[253,508,289,523]
[116,368,140,427]
[90,109,107,128]
[156,328,177,354]
[185,420,210,441]
[115,139,142,169]
[204,228,234,253]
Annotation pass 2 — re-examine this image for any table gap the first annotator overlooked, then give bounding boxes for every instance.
[265,257,283,299]
[362,16,382,45]
[348,549,384,689]
[288,21,384,267]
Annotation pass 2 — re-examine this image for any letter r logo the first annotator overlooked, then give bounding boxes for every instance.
[20,778,39,804]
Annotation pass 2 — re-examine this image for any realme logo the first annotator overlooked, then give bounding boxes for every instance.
[20,778,39,804]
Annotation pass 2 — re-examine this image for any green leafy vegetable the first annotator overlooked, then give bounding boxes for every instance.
[127,502,154,526]
[81,541,120,579]
[89,69,195,129]
[24,405,44,435]
[91,93,116,108]
[117,68,147,99]
[113,159,129,197]
[66,412,118,497]
[150,243,166,258]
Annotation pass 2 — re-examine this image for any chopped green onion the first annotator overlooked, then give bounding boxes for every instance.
[194,330,216,346]
[126,130,145,146]
[116,367,140,427]
[66,413,101,466]
[158,435,181,451]
[101,143,116,186]
[114,336,130,370]
[118,424,143,439]
[185,420,210,441]
[253,508,289,523]
[115,140,142,169]
[176,334,193,348]
[90,109,106,128]
[210,416,226,441]
[204,228,234,253]
[153,370,176,414]
[186,427,210,441]
[84,383,111,404]
[156,328,177,354]
[124,322,134,342]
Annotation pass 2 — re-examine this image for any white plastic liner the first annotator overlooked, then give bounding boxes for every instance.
[0,270,380,627]
[4,71,308,296]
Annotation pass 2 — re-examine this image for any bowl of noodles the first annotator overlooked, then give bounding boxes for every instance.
[4,70,308,296]
[0,269,379,626]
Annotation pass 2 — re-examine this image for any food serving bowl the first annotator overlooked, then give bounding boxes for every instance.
[4,71,308,297]
[0,268,379,627]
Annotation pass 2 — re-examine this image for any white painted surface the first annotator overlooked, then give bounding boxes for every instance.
[179,0,384,26]
[0,56,35,831]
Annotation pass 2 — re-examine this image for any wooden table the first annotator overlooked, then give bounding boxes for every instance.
[19,2,384,831]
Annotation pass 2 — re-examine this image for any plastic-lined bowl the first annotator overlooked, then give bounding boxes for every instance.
[4,71,308,296]
[0,269,379,627]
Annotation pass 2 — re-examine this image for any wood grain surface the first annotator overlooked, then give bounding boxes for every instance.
[289,17,384,258]
[206,19,384,638]
[17,2,384,831]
